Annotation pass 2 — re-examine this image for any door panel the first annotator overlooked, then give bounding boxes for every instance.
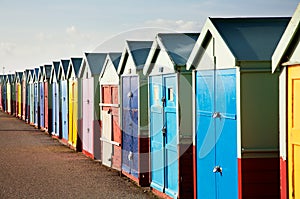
[215,70,237,198]
[88,78,94,155]
[61,81,68,141]
[40,83,44,128]
[52,83,57,135]
[102,110,113,167]
[196,69,237,199]
[44,83,48,131]
[82,79,89,152]
[122,76,132,173]
[196,70,216,199]
[150,75,164,192]
[164,76,178,197]
[288,66,300,199]
[122,76,139,177]
[73,81,78,146]
[34,83,38,126]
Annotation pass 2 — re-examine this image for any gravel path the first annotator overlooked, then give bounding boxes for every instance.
[0,111,158,199]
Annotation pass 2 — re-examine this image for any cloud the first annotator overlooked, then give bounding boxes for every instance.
[66,25,77,35]
[144,19,203,32]
[36,32,53,41]
[0,42,16,55]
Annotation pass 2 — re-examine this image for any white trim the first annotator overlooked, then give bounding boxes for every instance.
[236,67,242,159]
[100,137,121,146]
[279,67,287,160]
[99,103,119,108]
[272,3,300,72]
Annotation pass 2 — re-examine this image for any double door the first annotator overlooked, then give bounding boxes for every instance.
[122,76,139,177]
[40,83,44,129]
[61,80,68,141]
[288,66,300,199]
[52,83,60,136]
[101,85,119,167]
[149,74,178,198]
[69,80,78,147]
[34,83,39,127]
[195,69,237,199]
[82,78,94,156]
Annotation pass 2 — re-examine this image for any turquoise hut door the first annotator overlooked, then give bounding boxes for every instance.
[150,74,178,198]
[196,69,237,199]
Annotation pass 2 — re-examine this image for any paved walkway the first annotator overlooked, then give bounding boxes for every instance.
[0,111,157,199]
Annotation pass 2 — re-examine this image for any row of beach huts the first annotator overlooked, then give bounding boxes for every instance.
[0,4,300,199]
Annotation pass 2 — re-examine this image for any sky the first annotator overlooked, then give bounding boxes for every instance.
[0,0,298,73]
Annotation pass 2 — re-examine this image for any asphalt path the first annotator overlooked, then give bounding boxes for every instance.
[0,111,157,199]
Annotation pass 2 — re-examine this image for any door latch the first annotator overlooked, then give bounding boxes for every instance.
[162,126,166,136]
[213,166,222,176]
[212,112,222,118]
[127,91,133,98]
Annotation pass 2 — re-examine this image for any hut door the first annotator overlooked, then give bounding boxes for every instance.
[288,66,300,199]
[61,80,68,140]
[3,85,6,112]
[83,78,94,156]
[52,83,58,136]
[34,83,38,126]
[102,110,112,167]
[69,81,77,147]
[30,84,34,124]
[196,69,237,199]
[44,82,48,131]
[150,75,178,198]
[122,76,139,177]
[40,83,44,129]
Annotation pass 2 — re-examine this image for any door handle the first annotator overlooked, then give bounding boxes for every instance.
[127,91,133,98]
[213,166,222,176]
[212,112,222,118]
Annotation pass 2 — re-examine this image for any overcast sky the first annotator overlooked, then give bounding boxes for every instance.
[0,0,298,73]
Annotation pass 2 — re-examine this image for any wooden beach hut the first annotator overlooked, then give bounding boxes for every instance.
[1,75,7,113]
[42,64,52,133]
[143,33,199,199]
[67,57,83,150]
[50,61,61,138]
[99,52,122,169]
[15,72,23,118]
[6,74,13,115]
[58,59,70,143]
[22,70,28,121]
[272,4,300,199]
[187,17,289,199]
[79,52,106,159]
[38,66,45,131]
[33,67,40,128]
[117,40,152,185]
[28,70,35,125]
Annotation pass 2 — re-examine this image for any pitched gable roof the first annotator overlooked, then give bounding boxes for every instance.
[61,60,70,75]
[210,17,290,61]
[157,33,199,66]
[127,41,153,67]
[44,65,52,79]
[108,53,122,70]
[67,57,83,78]
[85,53,107,76]
[71,57,83,76]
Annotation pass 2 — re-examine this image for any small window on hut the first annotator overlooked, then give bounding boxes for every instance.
[154,85,159,102]
[168,87,173,101]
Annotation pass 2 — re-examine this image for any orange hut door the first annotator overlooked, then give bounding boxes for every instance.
[288,65,300,199]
